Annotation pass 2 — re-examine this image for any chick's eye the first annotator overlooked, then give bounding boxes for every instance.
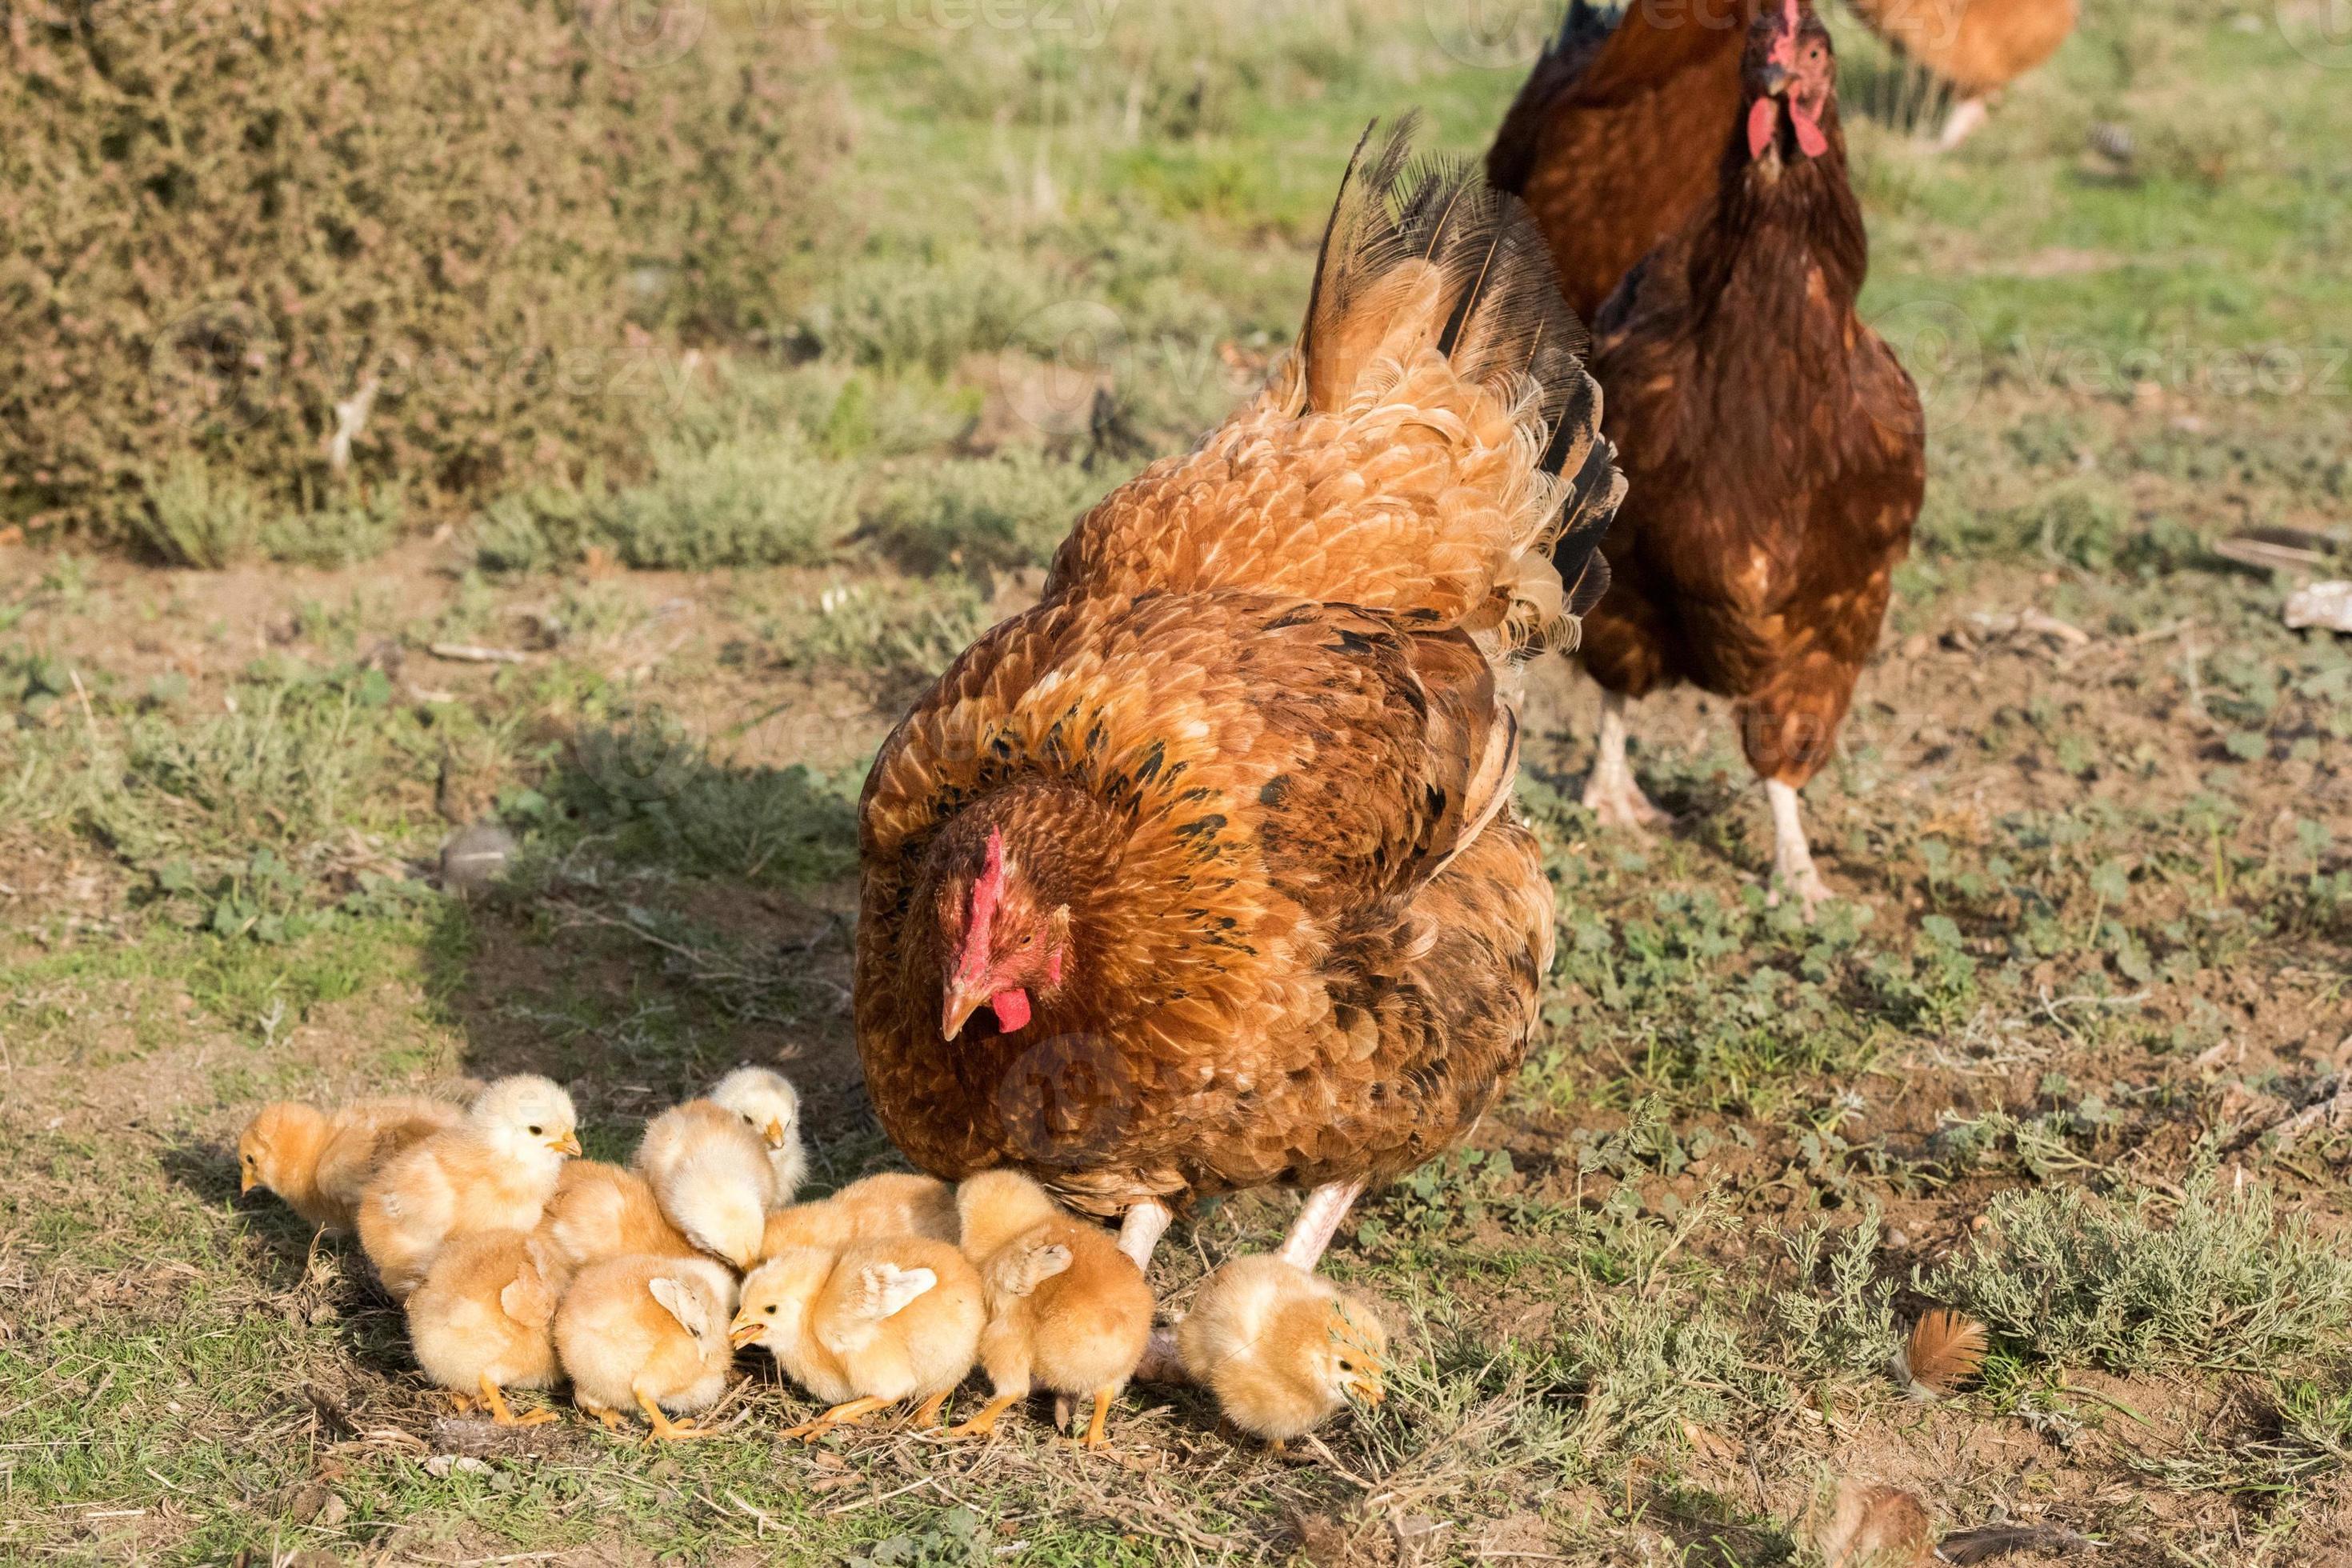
[765,1304,777,1315]
[528,1125,543,1137]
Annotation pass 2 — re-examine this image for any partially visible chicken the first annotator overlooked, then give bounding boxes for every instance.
[406,1229,566,1426]
[536,1160,699,1276]
[357,1076,580,1300]
[1488,0,1765,322]
[710,1066,809,1202]
[1176,1255,1386,1450]
[949,1170,1154,1447]
[855,119,1623,1287]
[637,1098,786,1271]
[761,1172,959,1257]
[1556,0,1925,914]
[554,1254,739,1441]
[238,1096,459,1233]
[731,1237,986,1442]
[1841,0,2075,148]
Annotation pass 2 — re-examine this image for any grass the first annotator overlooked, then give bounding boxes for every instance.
[2,0,2350,1561]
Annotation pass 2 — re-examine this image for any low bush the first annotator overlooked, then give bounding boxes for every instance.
[0,0,844,549]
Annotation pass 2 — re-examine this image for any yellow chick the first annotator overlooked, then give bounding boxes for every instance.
[950,1170,1154,1448]
[636,1098,786,1271]
[710,1066,809,1202]
[535,1159,699,1277]
[406,1228,567,1426]
[356,1075,580,1301]
[553,1254,739,1441]
[761,1172,958,1257]
[730,1237,984,1442]
[1177,1255,1386,1452]
[237,1096,460,1232]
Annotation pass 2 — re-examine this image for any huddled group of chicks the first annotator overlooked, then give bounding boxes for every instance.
[237,1070,1390,1449]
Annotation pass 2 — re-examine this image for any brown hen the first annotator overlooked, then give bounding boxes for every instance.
[856,120,1624,1278]
[1487,0,1766,324]
[1534,0,1925,914]
[1842,0,2076,148]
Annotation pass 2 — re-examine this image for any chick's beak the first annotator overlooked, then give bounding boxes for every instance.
[239,1168,257,1194]
[729,1320,763,1349]
[550,1130,582,1158]
[764,1118,786,1147]
[1349,1374,1386,1406]
[941,979,986,1042]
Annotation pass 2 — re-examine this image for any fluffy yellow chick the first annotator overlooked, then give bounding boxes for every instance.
[356,1075,580,1301]
[406,1228,567,1426]
[1177,1255,1386,1452]
[636,1098,787,1271]
[554,1254,738,1440]
[710,1066,808,1202]
[238,1096,460,1232]
[730,1237,984,1442]
[950,1170,1154,1447]
[761,1172,958,1257]
[535,1160,699,1277]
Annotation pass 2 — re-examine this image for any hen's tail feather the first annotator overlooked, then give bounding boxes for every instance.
[1298,115,1623,661]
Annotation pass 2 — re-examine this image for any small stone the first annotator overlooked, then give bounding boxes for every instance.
[438,823,518,892]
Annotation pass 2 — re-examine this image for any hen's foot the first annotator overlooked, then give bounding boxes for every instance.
[1582,770,1671,831]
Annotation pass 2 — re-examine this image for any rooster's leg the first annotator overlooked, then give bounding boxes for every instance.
[1935,95,1990,151]
[1763,778,1833,920]
[1277,1179,1366,1272]
[1581,691,1669,830]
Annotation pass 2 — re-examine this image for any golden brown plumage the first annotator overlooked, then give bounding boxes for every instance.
[635,1098,788,1270]
[238,1096,460,1233]
[1532,0,1924,914]
[1842,0,2074,146]
[1487,0,1766,323]
[948,1170,1155,1446]
[854,122,1623,1249]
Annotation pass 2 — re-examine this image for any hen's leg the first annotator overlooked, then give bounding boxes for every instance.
[1116,1198,1174,1271]
[1116,1198,1192,1383]
[1935,95,1990,151]
[1581,691,1669,831]
[1763,778,1832,920]
[1278,1179,1366,1272]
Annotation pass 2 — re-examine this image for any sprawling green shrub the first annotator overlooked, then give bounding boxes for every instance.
[0,0,843,548]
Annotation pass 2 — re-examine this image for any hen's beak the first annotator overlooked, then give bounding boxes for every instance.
[764,1118,786,1147]
[729,1320,764,1349]
[1760,62,1795,97]
[549,1130,582,1158]
[941,980,986,1042]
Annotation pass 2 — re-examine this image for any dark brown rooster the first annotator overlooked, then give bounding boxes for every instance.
[855,122,1623,1277]
[1534,0,1924,913]
[1486,0,1764,324]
